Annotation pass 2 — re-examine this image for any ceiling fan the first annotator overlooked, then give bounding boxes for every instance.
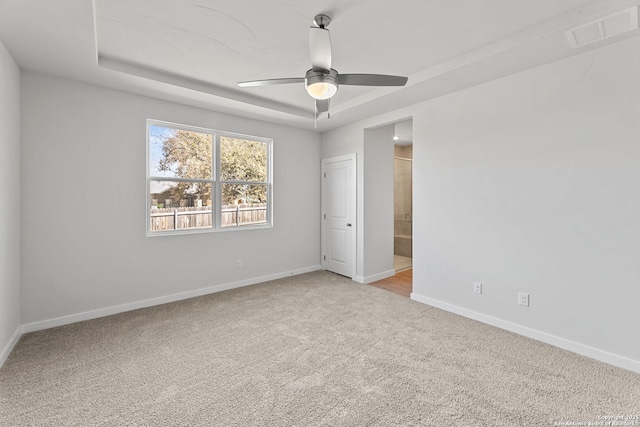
[237,14,409,118]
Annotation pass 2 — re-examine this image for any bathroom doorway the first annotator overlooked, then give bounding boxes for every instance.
[367,118,413,297]
[393,121,412,273]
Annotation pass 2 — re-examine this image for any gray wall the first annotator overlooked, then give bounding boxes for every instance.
[20,72,322,327]
[0,40,21,365]
[412,37,640,367]
[322,36,640,371]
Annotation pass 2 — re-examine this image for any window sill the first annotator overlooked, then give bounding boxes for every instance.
[146,222,273,237]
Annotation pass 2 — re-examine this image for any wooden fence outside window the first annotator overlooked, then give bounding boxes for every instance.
[149,204,267,232]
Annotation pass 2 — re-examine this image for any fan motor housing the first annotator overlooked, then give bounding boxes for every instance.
[305,68,339,88]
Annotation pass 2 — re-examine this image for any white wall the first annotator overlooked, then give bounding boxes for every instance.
[322,36,640,372]
[363,125,395,280]
[0,39,21,366]
[20,72,321,327]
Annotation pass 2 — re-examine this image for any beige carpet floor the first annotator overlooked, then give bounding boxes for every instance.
[1,271,639,426]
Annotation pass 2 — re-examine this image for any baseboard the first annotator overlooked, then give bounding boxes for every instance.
[0,325,22,369]
[410,292,640,374]
[363,269,395,284]
[353,269,396,284]
[22,265,322,334]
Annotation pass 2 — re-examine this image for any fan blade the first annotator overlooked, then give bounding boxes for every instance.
[338,74,408,87]
[316,98,330,114]
[309,26,332,71]
[238,77,304,87]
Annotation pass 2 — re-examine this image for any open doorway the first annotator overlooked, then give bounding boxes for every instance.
[394,145,412,272]
[368,118,413,297]
[393,119,413,273]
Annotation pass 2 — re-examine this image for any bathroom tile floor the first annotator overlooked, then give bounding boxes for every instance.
[394,255,412,272]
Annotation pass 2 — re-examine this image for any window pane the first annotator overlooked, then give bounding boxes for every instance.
[149,181,212,232]
[149,126,212,180]
[221,184,268,227]
[219,136,267,182]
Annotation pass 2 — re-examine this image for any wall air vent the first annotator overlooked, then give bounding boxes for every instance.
[566,6,638,49]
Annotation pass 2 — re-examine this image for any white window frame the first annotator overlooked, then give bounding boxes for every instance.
[146,119,273,236]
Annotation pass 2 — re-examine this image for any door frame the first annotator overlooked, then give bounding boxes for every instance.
[321,153,357,279]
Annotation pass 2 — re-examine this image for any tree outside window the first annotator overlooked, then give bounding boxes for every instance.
[147,121,272,235]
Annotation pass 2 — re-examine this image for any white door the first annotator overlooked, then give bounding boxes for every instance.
[321,154,356,278]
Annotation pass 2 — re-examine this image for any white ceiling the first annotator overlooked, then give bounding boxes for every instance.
[1,0,639,132]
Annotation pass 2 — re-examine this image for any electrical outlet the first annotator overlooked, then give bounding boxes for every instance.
[236,259,243,269]
[473,282,482,294]
[518,292,529,307]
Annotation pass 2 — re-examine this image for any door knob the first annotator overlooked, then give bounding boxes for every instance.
[346,223,352,227]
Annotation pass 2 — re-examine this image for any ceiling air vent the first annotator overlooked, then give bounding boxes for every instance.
[566,6,638,49]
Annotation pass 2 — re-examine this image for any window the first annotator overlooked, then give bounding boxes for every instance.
[147,120,272,235]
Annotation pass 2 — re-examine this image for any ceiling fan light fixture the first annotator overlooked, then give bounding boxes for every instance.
[305,69,338,100]
[236,16,408,120]
[307,81,337,99]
